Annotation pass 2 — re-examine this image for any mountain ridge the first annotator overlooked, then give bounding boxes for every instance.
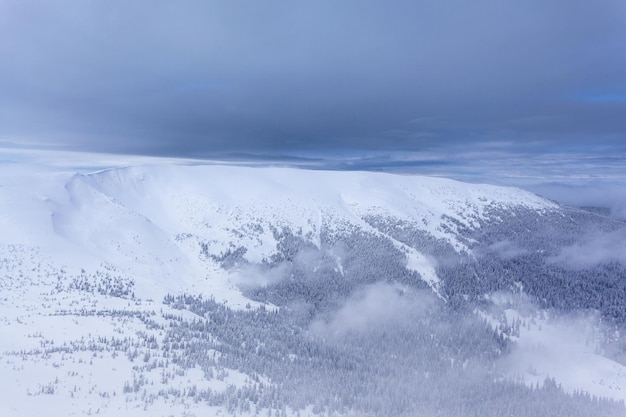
[1,163,624,417]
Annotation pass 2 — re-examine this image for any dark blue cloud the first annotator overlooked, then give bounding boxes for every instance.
[584,94,626,103]
[0,0,624,159]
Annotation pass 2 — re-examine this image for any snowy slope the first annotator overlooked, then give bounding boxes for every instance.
[2,160,625,416]
[1,163,557,300]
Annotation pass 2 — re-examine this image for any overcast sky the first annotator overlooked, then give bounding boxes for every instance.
[1,0,625,198]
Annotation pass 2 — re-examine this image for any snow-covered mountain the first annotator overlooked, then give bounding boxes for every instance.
[1,162,625,416]
[0,164,557,296]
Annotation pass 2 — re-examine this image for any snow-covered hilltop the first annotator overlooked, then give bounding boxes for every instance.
[1,162,624,417]
[1,164,557,297]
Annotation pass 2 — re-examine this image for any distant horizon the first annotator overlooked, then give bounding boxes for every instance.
[2,145,625,220]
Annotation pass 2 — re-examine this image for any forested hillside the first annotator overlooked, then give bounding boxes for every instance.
[1,164,624,416]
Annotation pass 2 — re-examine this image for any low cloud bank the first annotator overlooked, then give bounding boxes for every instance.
[550,230,626,268]
[491,294,626,402]
[309,282,435,338]
[529,182,626,220]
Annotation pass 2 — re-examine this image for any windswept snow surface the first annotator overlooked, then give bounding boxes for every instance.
[3,155,625,416]
[1,162,556,298]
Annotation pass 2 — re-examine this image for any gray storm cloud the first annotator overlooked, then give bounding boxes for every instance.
[1,0,625,156]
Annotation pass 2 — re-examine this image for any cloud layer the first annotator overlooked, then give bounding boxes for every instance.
[309,282,435,338]
[551,231,626,269]
[1,0,625,156]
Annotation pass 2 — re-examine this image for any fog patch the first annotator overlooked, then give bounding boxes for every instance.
[549,230,626,268]
[292,246,340,275]
[499,310,626,401]
[488,291,537,316]
[528,182,626,220]
[479,240,529,260]
[232,262,291,288]
[487,292,626,402]
[309,281,435,338]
